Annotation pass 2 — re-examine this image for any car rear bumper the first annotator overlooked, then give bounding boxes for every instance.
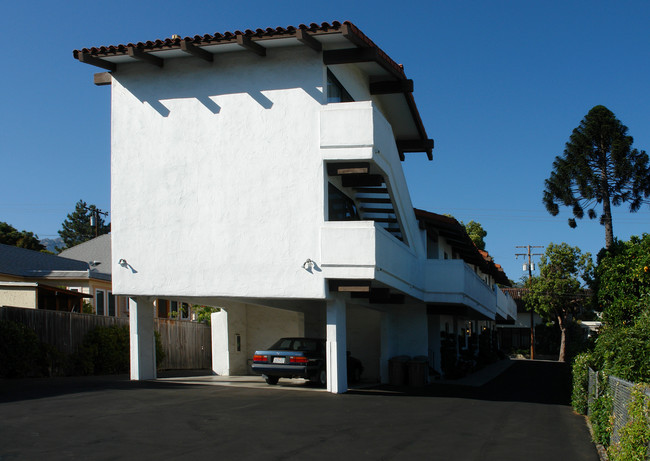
[251,364,320,379]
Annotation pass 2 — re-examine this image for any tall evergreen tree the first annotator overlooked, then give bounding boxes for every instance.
[543,105,650,250]
[58,200,110,249]
[0,222,45,251]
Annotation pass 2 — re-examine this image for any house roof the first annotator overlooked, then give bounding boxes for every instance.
[72,20,432,160]
[59,234,112,278]
[0,243,109,281]
[414,209,511,286]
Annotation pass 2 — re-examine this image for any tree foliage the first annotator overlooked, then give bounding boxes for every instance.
[0,221,45,251]
[543,105,650,250]
[463,220,487,250]
[524,243,593,362]
[596,234,650,328]
[58,200,110,249]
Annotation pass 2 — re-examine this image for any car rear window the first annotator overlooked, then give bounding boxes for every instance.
[268,338,321,351]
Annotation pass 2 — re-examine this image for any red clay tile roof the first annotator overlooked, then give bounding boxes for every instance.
[73,21,431,156]
[72,21,406,79]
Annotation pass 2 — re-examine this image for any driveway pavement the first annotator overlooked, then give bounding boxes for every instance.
[0,360,598,460]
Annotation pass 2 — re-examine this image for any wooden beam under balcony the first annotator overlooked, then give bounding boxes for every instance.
[372,217,398,224]
[369,79,414,95]
[180,40,214,62]
[78,53,116,71]
[296,29,322,52]
[329,279,371,293]
[327,162,370,176]
[127,47,164,67]
[236,35,266,56]
[342,174,383,188]
[369,288,405,304]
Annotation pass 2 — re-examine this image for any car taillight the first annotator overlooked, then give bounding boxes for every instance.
[289,356,309,363]
[253,355,268,362]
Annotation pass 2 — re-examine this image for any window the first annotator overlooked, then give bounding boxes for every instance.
[108,292,116,317]
[96,289,105,316]
[170,300,190,320]
[328,183,360,221]
[327,70,353,103]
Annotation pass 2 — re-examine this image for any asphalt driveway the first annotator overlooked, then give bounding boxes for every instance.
[0,360,598,460]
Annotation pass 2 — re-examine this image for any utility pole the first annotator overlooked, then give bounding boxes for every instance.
[515,245,544,360]
[83,205,109,237]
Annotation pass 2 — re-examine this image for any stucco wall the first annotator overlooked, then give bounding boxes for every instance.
[111,47,328,300]
[0,286,37,309]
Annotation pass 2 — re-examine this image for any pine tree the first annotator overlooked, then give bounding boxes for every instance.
[58,200,110,249]
[543,105,650,250]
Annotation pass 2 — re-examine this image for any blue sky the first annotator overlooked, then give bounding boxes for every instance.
[1,0,649,281]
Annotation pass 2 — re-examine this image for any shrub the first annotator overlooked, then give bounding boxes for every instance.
[0,320,42,378]
[597,234,650,328]
[608,384,650,461]
[591,379,614,447]
[74,325,130,375]
[594,311,650,383]
[572,352,593,414]
[74,325,166,375]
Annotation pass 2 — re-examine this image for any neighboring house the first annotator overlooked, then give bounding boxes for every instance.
[74,20,516,393]
[0,243,95,311]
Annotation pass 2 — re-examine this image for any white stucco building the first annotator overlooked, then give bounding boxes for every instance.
[74,21,516,393]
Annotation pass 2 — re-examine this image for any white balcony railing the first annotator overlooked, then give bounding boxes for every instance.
[423,259,497,319]
[496,286,517,320]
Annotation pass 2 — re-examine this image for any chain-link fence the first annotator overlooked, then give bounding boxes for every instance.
[588,368,650,448]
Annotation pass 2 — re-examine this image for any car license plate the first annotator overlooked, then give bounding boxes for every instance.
[273,357,286,364]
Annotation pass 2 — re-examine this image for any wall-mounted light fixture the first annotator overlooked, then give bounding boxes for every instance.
[302,259,315,271]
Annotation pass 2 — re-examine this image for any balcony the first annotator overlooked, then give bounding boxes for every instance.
[320,101,397,163]
[423,260,498,320]
[496,286,517,321]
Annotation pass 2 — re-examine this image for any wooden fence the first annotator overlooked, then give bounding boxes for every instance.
[0,306,211,370]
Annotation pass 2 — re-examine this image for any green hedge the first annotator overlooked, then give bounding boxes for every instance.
[0,320,43,378]
[571,352,593,415]
[74,325,166,375]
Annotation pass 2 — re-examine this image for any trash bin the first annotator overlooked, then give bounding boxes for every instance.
[407,356,429,387]
[388,355,410,385]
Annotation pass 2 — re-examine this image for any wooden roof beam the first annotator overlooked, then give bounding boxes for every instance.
[127,47,164,67]
[396,139,434,161]
[94,72,112,86]
[236,35,266,56]
[180,40,214,62]
[78,53,116,72]
[296,29,322,52]
[370,79,414,95]
[323,47,378,66]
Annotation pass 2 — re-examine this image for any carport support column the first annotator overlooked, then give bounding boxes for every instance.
[129,297,156,380]
[326,295,347,394]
